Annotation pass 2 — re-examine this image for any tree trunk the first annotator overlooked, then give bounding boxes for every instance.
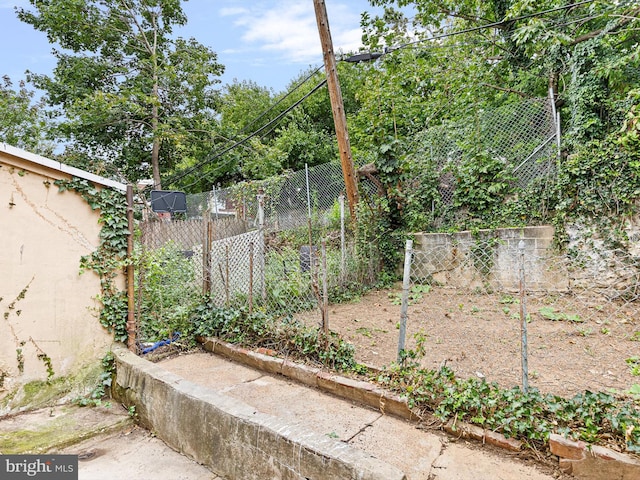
[151,97,161,190]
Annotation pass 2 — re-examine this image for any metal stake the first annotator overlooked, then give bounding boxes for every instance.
[518,240,529,392]
[397,239,413,363]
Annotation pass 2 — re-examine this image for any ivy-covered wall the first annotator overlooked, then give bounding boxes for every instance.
[0,148,122,412]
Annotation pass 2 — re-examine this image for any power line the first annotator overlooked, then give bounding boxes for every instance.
[147,69,326,195]
[160,78,328,191]
[384,0,596,53]
[237,64,324,135]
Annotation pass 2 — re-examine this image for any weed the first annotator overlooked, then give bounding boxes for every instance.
[190,300,356,371]
[388,284,430,306]
[538,307,582,323]
[374,357,640,453]
[356,327,372,338]
[499,295,519,305]
[626,357,640,376]
[74,352,115,408]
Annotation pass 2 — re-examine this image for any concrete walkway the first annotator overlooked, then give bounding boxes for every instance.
[0,404,220,479]
[159,351,562,480]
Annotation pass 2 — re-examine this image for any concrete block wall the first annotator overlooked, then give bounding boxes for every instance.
[111,345,406,480]
[412,226,568,292]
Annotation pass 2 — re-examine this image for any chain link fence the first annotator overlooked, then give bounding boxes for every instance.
[134,162,382,344]
[395,229,640,396]
[409,96,559,222]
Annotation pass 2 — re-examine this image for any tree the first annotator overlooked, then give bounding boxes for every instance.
[0,76,55,156]
[362,0,640,143]
[352,0,639,241]
[18,0,224,187]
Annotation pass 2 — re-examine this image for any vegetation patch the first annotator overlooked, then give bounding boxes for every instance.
[190,300,357,371]
[372,340,640,455]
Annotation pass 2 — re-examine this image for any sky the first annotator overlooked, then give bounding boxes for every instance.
[0,0,384,93]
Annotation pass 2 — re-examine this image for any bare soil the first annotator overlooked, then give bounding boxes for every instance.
[300,284,640,398]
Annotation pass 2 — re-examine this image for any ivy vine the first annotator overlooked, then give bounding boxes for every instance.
[2,279,55,381]
[54,178,129,342]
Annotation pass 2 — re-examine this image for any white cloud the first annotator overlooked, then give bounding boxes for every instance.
[221,1,365,65]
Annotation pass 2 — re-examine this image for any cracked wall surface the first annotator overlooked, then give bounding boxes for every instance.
[0,151,114,409]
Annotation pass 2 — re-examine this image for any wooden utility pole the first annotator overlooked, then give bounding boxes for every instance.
[313,0,359,220]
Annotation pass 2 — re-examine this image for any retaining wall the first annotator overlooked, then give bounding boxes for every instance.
[412,226,564,291]
[110,345,406,480]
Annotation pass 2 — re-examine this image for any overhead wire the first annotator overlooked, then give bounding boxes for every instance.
[385,0,596,53]
[236,64,324,135]
[159,78,328,192]
[149,0,618,199]
[146,65,326,195]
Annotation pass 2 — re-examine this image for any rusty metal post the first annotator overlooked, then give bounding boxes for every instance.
[126,185,136,352]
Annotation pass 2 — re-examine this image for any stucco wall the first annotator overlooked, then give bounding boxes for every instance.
[0,152,115,407]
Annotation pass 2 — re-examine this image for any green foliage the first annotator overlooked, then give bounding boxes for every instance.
[556,134,640,220]
[54,178,129,342]
[452,149,516,218]
[0,76,54,155]
[351,0,639,255]
[538,307,582,323]
[74,352,115,407]
[376,359,640,452]
[190,301,356,371]
[627,357,640,377]
[134,242,201,342]
[19,0,224,185]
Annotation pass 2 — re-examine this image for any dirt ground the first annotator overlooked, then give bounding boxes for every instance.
[300,284,640,398]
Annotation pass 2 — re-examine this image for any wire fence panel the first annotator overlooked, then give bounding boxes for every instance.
[207,229,264,308]
[399,229,640,396]
[141,217,248,250]
[187,162,378,230]
[135,162,383,343]
[410,97,558,217]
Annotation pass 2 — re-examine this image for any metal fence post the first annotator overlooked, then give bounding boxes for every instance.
[126,185,136,353]
[202,210,212,295]
[321,240,329,334]
[519,240,529,393]
[248,241,254,314]
[257,193,266,300]
[339,194,345,282]
[212,185,219,220]
[397,239,413,363]
[225,244,230,307]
